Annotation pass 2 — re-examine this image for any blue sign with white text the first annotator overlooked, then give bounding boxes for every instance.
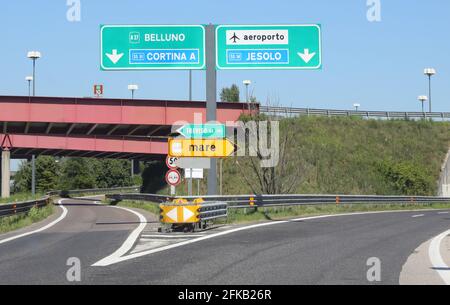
[129,49,200,65]
[226,49,289,65]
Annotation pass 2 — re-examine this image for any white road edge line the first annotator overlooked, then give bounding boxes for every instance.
[428,229,450,285]
[141,234,205,238]
[92,205,147,267]
[92,209,447,267]
[0,199,68,245]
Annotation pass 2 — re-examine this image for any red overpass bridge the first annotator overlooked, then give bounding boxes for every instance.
[0,95,251,159]
[0,95,253,197]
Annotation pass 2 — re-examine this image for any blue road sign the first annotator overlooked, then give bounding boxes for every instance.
[129,49,200,65]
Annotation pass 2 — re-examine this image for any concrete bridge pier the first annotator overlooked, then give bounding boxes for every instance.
[438,148,450,197]
[1,149,11,198]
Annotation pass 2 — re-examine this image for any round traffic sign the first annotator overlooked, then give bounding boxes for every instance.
[165,169,181,186]
[166,156,179,169]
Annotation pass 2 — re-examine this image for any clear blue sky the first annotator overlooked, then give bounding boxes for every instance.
[1,0,449,112]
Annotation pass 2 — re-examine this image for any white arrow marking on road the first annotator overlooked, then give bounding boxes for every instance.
[105,49,124,64]
[297,49,316,63]
[183,207,195,222]
[166,207,178,222]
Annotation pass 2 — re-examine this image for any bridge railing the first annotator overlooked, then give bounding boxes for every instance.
[260,106,450,120]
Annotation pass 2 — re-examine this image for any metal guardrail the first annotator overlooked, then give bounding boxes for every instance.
[260,106,450,120]
[56,186,140,197]
[46,186,140,197]
[107,193,172,203]
[106,193,450,209]
[199,202,228,221]
[0,186,140,219]
[0,197,50,218]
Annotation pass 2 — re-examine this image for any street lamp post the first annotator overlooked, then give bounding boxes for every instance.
[243,80,251,111]
[27,51,40,196]
[27,51,41,96]
[353,103,361,111]
[188,70,192,101]
[25,76,33,98]
[243,80,251,102]
[128,84,138,100]
[418,95,428,113]
[424,68,436,113]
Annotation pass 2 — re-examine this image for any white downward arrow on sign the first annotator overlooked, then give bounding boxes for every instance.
[106,49,124,64]
[297,49,316,63]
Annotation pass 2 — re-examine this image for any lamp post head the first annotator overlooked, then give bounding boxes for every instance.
[25,76,33,82]
[424,68,436,76]
[128,84,138,91]
[27,51,41,59]
[243,80,251,86]
[418,95,428,102]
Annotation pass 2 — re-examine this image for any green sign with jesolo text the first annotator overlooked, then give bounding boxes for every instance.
[215,24,322,70]
[100,25,206,70]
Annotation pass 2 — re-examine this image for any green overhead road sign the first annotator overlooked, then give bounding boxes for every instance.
[176,124,226,139]
[100,25,206,70]
[215,24,322,70]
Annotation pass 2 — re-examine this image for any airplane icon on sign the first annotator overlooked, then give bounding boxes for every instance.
[229,32,240,43]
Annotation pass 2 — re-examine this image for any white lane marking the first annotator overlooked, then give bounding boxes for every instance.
[141,234,205,239]
[92,206,147,267]
[428,229,450,284]
[93,209,449,267]
[412,214,425,218]
[0,200,68,245]
[438,212,449,215]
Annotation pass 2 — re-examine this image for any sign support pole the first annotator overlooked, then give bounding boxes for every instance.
[206,24,217,195]
[188,174,193,196]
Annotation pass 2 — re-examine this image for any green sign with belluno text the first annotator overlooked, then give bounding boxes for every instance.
[100,25,206,70]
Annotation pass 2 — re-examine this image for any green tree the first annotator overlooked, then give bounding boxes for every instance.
[13,160,31,193]
[95,159,133,188]
[13,156,60,193]
[220,84,240,102]
[58,158,97,190]
[36,156,60,192]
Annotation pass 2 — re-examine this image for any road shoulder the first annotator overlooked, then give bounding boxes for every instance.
[0,204,62,243]
[400,231,450,285]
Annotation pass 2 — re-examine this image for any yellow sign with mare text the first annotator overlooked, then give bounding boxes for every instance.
[168,138,235,158]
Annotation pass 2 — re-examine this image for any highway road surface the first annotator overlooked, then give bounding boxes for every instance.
[0,197,449,285]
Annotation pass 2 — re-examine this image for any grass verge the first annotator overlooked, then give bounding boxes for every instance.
[0,193,45,205]
[225,202,450,224]
[112,200,161,215]
[0,204,55,234]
